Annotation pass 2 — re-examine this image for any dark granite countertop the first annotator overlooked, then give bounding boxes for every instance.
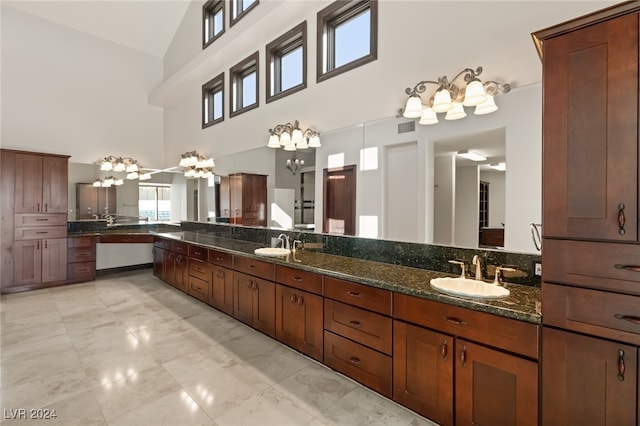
[153,231,541,325]
[68,222,181,237]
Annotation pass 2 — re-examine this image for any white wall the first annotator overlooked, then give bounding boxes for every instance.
[455,166,479,248]
[434,155,455,245]
[1,6,164,167]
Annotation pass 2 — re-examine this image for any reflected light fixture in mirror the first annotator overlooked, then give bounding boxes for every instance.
[94,155,148,187]
[286,157,304,175]
[490,162,507,171]
[457,150,487,161]
[401,66,510,125]
[267,120,321,151]
[179,150,215,178]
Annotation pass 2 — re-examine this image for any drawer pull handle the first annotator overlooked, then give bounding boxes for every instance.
[37,203,40,212]
[614,313,640,324]
[36,231,48,234]
[249,265,256,269]
[216,271,224,279]
[460,345,467,367]
[444,316,467,326]
[293,276,303,282]
[441,339,448,359]
[215,257,224,261]
[77,268,89,273]
[349,357,361,365]
[291,294,297,304]
[347,291,361,298]
[614,264,640,273]
[45,203,48,212]
[35,218,48,221]
[618,349,626,381]
[297,295,304,305]
[618,203,626,235]
[349,320,361,327]
[246,281,253,289]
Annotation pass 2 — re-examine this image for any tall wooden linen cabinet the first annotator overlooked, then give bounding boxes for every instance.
[1,149,70,293]
[534,3,640,425]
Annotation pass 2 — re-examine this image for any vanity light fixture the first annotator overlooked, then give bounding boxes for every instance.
[267,120,320,151]
[99,156,141,173]
[91,176,124,188]
[401,66,510,125]
[179,150,215,178]
[457,150,487,162]
[286,157,305,175]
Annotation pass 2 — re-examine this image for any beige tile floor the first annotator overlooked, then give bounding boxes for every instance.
[0,269,436,426]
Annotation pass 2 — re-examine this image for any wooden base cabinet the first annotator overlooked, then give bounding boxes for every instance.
[210,265,233,315]
[542,327,637,426]
[233,271,275,337]
[14,238,67,286]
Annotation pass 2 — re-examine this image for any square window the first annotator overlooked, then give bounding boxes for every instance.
[317,0,378,83]
[203,0,225,49]
[230,0,259,27]
[266,21,307,104]
[203,72,224,128]
[230,52,259,117]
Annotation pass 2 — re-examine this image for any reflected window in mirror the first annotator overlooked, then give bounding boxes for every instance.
[203,0,225,49]
[230,52,259,117]
[202,72,224,128]
[266,21,307,103]
[139,183,171,221]
[317,0,377,83]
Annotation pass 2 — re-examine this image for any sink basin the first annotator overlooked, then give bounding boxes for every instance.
[254,247,290,257]
[430,277,510,299]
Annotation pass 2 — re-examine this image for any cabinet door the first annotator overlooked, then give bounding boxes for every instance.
[14,154,43,213]
[14,240,42,285]
[152,247,165,280]
[42,156,68,213]
[76,184,98,219]
[542,327,637,426]
[233,271,255,326]
[42,238,67,282]
[210,265,233,315]
[253,277,275,337]
[173,254,188,292]
[543,13,638,241]
[275,284,323,361]
[393,321,453,426]
[455,339,538,426]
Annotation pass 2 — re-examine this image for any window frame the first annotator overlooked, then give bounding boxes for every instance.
[266,21,307,104]
[202,72,225,129]
[203,0,225,49]
[316,0,378,83]
[229,51,259,117]
[229,0,259,27]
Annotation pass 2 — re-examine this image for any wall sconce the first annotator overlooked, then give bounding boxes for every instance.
[179,150,215,178]
[267,120,321,151]
[286,157,305,175]
[402,66,511,125]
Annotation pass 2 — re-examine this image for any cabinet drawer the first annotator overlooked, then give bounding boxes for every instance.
[324,300,392,355]
[276,265,323,295]
[544,239,640,295]
[189,259,210,281]
[234,256,275,281]
[208,249,232,268]
[15,213,67,227]
[324,277,392,315]
[68,246,96,263]
[68,236,96,248]
[394,293,538,359]
[544,283,640,345]
[15,226,66,240]
[154,238,172,249]
[67,261,96,282]
[188,244,208,261]
[324,331,392,398]
[188,276,210,303]
[172,241,188,255]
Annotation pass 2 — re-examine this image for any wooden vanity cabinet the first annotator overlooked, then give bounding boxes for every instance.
[393,293,538,426]
[232,256,276,337]
[14,152,68,214]
[152,238,188,292]
[535,5,640,424]
[67,236,97,283]
[323,277,393,398]
[209,250,233,315]
[275,266,324,362]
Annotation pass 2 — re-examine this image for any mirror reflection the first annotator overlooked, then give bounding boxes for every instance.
[67,85,541,254]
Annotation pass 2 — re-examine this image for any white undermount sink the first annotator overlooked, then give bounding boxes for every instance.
[430,277,510,299]
[254,247,290,257]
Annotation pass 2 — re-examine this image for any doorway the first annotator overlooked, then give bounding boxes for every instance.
[323,165,356,235]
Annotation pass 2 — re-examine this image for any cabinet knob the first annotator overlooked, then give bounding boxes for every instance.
[444,316,467,326]
[460,345,467,367]
[347,291,361,298]
[441,339,448,360]
[349,320,361,328]
[349,357,361,365]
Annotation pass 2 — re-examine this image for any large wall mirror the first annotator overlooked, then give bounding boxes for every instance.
[67,86,541,254]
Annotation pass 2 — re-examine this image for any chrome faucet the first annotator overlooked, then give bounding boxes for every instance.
[277,233,290,251]
[472,255,483,280]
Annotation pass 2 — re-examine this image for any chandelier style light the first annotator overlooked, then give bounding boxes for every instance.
[402,66,510,125]
[179,150,215,178]
[94,155,150,187]
[267,120,320,151]
[286,157,305,175]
